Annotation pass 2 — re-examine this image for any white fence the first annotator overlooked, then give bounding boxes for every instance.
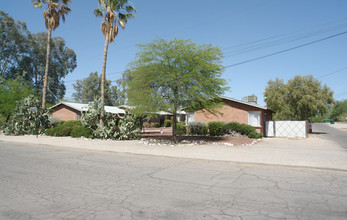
[265,121,307,138]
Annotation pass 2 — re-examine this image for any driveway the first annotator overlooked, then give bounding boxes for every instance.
[313,123,347,149]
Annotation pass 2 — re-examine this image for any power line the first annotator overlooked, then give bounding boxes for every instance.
[223,22,347,57]
[317,66,347,79]
[335,91,347,98]
[223,30,347,69]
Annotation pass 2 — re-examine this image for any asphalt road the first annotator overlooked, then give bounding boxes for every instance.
[1,141,347,220]
[313,123,347,149]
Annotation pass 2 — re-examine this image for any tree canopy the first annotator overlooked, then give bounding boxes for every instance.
[124,39,227,141]
[0,11,31,77]
[0,77,34,118]
[0,11,76,103]
[329,100,347,122]
[264,75,334,120]
[72,72,124,106]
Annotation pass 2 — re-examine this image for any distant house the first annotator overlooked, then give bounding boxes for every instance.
[186,96,273,135]
[49,102,125,121]
[119,105,186,127]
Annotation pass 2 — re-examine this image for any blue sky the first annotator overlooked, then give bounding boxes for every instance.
[2,0,347,106]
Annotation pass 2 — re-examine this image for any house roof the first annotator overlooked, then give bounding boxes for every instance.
[219,96,272,111]
[50,102,126,114]
[182,96,272,112]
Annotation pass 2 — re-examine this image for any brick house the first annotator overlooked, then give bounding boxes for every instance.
[186,96,273,135]
[50,102,125,121]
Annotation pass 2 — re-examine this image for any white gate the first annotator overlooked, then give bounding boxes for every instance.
[265,121,307,138]
[265,121,274,137]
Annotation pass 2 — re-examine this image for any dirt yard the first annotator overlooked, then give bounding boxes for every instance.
[141,127,254,146]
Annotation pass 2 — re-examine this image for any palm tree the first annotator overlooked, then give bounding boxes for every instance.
[94,0,136,128]
[32,0,71,110]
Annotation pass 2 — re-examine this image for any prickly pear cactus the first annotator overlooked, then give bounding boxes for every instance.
[5,95,50,135]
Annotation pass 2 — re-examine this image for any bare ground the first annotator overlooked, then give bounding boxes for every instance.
[141,128,254,146]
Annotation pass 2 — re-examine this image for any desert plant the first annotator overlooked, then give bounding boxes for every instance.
[114,113,141,140]
[5,95,50,135]
[188,121,207,135]
[176,122,187,135]
[81,101,140,140]
[208,121,225,136]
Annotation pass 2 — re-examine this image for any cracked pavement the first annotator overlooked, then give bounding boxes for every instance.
[1,142,347,219]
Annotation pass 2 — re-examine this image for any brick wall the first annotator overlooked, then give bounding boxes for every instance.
[51,105,80,121]
[194,99,272,134]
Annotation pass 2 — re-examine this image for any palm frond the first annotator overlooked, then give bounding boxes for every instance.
[118,19,125,29]
[33,2,42,8]
[126,5,136,13]
[95,0,137,41]
[94,8,103,17]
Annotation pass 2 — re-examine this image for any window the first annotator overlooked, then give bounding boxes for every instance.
[248,111,261,126]
[186,112,195,125]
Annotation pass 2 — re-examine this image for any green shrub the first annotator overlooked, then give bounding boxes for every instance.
[176,122,187,135]
[70,126,93,138]
[239,124,256,135]
[247,131,257,139]
[224,122,241,133]
[208,121,225,136]
[223,121,262,138]
[255,132,263,139]
[188,121,207,135]
[44,127,54,136]
[0,114,6,129]
[49,117,61,127]
[153,122,161,128]
[63,120,82,127]
[45,120,81,137]
[163,119,171,127]
[247,131,262,139]
[201,124,208,135]
[310,116,325,123]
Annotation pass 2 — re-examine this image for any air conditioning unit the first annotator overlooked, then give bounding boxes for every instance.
[242,94,258,104]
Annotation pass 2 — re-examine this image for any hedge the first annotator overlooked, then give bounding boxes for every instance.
[188,121,208,135]
[208,121,225,136]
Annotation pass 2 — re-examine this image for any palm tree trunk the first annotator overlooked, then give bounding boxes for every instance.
[100,34,109,128]
[42,28,52,110]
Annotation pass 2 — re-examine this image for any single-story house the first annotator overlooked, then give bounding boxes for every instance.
[186,96,273,135]
[49,102,125,121]
[119,105,186,127]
